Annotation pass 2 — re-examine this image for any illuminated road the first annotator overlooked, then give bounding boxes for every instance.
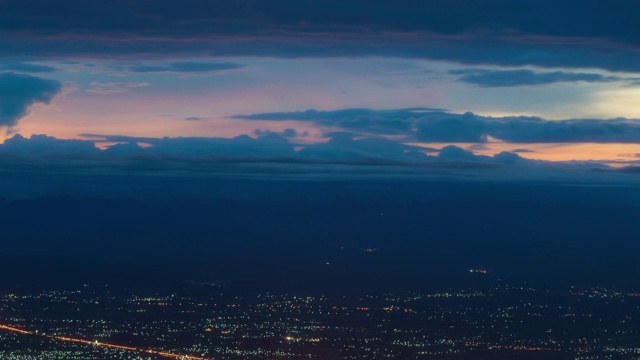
[0,324,212,360]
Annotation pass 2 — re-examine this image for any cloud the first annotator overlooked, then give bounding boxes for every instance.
[0,133,472,171]
[467,144,489,151]
[83,133,297,159]
[235,108,640,144]
[414,112,486,142]
[254,128,298,138]
[236,108,445,137]
[486,117,640,143]
[1,1,640,71]
[80,131,430,165]
[0,62,57,73]
[1,133,99,158]
[282,128,297,138]
[0,132,635,193]
[449,69,620,87]
[235,109,476,140]
[87,82,150,94]
[1,0,637,45]
[511,149,536,153]
[298,134,430,163]
[0,72,62,128]
[70,132,606,173]
[127,62,243,73]
[438,145,489,162]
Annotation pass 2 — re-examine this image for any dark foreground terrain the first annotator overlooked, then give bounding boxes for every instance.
[2,178,640,359]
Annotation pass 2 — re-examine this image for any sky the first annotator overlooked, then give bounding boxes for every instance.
[3,0,640,185]
[4,0,640,297]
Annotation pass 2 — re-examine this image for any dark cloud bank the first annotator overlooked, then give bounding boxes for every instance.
[0,129,633,203]
[1,1,640,72]
[0,130,602,174]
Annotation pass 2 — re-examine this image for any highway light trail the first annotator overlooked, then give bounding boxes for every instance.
[0,324,212,360]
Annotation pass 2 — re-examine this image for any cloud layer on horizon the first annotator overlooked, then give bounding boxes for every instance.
[0,131,619,178]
